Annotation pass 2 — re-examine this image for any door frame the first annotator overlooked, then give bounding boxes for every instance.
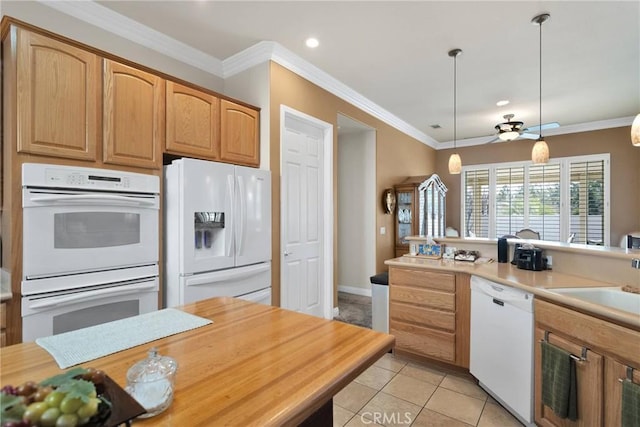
[280,105,334,319]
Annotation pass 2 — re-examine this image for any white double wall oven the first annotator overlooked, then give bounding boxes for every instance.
[21,164,160,342]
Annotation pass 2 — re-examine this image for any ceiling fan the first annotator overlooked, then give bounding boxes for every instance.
[487,114,559,143]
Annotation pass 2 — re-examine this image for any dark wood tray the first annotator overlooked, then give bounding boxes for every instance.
[96,375,146,427]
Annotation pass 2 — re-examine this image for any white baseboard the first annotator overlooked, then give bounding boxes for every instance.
[338,285,372,297]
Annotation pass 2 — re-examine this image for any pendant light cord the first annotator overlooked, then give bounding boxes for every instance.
[454,53,457,150]
[539,16,543,139]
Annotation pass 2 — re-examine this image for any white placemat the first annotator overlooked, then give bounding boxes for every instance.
[36,308,212,369]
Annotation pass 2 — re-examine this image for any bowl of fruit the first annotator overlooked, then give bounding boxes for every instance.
[1,367,145,427]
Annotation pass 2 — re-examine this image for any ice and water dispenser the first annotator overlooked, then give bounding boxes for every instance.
[194,212,225,252]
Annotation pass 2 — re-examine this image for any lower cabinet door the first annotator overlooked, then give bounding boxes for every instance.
[604,357,640,427]
[534,328,603,426]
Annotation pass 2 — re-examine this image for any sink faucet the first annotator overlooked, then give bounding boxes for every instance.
[633,258,640,269]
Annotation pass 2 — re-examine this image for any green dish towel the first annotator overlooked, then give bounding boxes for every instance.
[622,379,640,427]
[541,340,578,421]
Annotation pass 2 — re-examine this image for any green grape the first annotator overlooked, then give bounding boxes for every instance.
[56,413,79,427]
[44,391,66,408]
[40,407,62,427]
[22,401,49,423]
[59,396,83,414]
[75,397,99,419]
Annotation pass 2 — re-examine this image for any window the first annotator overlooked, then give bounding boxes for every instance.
[461,154,609,245]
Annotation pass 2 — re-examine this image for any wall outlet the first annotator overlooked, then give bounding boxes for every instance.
[546,255,553,267]
[380,227,386,235]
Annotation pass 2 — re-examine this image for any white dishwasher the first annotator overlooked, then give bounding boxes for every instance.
[470,275,535,426]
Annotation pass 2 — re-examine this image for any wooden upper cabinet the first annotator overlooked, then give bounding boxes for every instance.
[166,81,220,159]
[220,99,259,167]
[103,60,164,169]
[15,27,100,161]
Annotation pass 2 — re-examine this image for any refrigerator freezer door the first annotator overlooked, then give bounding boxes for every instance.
[179,159,235,274]
[175,262,271,306]
[234,166,271,267]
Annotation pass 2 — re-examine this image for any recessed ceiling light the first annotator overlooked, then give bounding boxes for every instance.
[496,100,510,107]
[305,38,319,48]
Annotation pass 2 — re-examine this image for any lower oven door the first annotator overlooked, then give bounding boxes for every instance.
[22,187,159,278]
[22,276,159,342]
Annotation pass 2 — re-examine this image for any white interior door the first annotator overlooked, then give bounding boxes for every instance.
[280,107,333,318]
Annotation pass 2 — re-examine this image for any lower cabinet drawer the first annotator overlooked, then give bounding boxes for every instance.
[391,320,455,362]
[390,302,455,332]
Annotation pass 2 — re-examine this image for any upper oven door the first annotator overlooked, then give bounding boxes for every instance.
[23,188,159,278]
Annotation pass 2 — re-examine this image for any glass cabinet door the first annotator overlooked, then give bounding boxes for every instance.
[396,190,413,246]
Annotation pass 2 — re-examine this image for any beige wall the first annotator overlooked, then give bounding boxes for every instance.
[435,126,640,245]
[269,62,435,306]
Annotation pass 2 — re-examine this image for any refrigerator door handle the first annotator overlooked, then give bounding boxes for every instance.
[226,174,235,258]
[236,175,246,257]
[186,263,271,286]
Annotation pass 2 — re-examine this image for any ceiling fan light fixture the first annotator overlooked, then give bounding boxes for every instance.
[499,130,520,141]
[448,153,462,174]
[448,48,463,174]
[632,113,640,147]
[532,138,549,164]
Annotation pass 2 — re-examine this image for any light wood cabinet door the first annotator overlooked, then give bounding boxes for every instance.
[534,328,603,427]
[604,358,640,427]
[103,60,164,169]
[16,28,100,161]
[166,81,220,159]
[220,99,259,167]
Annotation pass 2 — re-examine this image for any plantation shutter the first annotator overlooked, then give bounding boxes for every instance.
[528,163,561,240]
[570,159,605,244]
[495,166,525,237]
[463,169,490,238]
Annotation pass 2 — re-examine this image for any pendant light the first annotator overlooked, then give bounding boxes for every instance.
[531,13,550,164]
[448,48,462,174]
[632,113,640,146]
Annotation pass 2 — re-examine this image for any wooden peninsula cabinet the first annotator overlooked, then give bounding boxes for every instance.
[13,27,100,161]
[220,99,260,167]
[166,81,220,160]
[103,60,164,170]
[389,266,470,368]
[534,299,640,427]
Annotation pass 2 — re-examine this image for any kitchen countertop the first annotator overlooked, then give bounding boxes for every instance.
[385,256,640,330]
[0,297,394,426]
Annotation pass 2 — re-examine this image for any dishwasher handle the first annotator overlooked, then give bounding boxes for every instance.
[471,276,534,308]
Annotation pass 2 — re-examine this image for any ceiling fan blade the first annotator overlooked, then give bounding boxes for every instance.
[523,122,560,132]
[520,132,540,140]
[485,135,501,144]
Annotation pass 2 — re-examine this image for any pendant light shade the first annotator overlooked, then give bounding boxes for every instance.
[531,13,550,164]
[532,139,549,164]
[632,113,640,147]
[448,48,462,174]
[448,153,462,174]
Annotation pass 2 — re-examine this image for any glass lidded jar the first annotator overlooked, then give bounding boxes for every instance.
[125,347,178,418]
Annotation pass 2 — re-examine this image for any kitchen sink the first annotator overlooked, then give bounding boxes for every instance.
[550,287,640,315]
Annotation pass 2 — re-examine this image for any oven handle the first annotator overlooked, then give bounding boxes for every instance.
[28,281,157,309]
[29,194,157,207]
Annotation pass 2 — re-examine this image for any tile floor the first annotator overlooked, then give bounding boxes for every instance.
[333,353,524,427]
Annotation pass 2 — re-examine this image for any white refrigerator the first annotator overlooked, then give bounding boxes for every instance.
[164,158,271,307]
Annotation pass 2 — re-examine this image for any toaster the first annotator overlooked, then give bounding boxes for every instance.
[515,247,546,271]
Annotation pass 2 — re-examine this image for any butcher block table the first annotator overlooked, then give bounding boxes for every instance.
[0,297,395,426]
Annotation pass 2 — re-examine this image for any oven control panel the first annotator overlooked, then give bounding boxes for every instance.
[22,163,160,194]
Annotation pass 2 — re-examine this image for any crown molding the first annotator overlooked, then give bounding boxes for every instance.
[439,116,636,149]
[38,0,223,76]
[224,41,438,148]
